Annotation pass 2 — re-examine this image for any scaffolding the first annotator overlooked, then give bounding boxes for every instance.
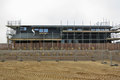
[2,20,120,66]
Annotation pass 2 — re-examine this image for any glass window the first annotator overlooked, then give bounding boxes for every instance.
[105,29,109,31]
[91,29,96,31]
[96,29,100,31]
[101,29,104,31]
[39,29,43,32]
[77,29,82,31]
[44,29,48,32]
[68,29,72,31]
[20,27,27,31]
[34,29,39,31]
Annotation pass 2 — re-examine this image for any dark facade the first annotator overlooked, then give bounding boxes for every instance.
[7,25,120,50]
[8,25,114,42]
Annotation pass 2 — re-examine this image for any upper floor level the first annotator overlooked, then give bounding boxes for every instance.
[7,25,115,34]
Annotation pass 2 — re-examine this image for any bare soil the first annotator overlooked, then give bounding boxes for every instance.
[0,61,120,80]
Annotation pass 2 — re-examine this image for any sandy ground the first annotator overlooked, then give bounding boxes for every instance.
[0,61,120,80]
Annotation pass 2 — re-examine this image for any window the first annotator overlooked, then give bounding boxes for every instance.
[101,29,104,31]
[44,29,48,32]
[20,27,27,31]
[77,29,82,31]
[68,29,72,31]
[105,29,109,31]
[39,29,48,33]
[96,29,100,31]
[39,29,43,32]
[91,29,96,31]
[34,28,39,31]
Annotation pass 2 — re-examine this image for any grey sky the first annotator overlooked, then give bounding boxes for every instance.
[0,0,120,43]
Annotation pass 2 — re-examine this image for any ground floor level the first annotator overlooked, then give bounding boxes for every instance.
[8,40,120,50]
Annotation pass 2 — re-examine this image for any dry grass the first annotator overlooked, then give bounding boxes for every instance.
[0,61,120,80]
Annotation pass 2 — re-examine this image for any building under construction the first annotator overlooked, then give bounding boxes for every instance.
[6,21,120,50]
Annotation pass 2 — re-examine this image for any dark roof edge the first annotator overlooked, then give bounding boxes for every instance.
[7,25,112,28]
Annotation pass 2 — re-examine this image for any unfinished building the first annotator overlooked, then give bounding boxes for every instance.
[6,21,120,50]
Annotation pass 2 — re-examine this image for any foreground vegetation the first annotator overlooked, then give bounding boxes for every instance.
[0,61,120,80]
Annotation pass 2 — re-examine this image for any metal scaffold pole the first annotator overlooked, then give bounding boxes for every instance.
[82,26,83,49]
[19,25,22,61]
[43,33,45,57]
[67,20,68,50]
[110,51,113,66]
[27,28,28,50]
[74,21,77,61]
[61,30,62,50]
[60,21,63,50]
[74,20,75,49]
[52,32,53,49]
[101,52,104,64]
[27,27,29,60]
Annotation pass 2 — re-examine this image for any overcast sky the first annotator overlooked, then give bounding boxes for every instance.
[0,0,120,43]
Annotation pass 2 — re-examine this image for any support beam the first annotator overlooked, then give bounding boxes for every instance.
[9,38,62,41]
[63,30,120,33]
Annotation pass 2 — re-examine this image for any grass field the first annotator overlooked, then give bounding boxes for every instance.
[0,61,120,80]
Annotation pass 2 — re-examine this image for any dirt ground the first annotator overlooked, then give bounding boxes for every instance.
[0,61,120,80]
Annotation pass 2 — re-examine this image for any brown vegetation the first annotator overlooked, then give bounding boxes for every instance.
[0,61,120,80]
